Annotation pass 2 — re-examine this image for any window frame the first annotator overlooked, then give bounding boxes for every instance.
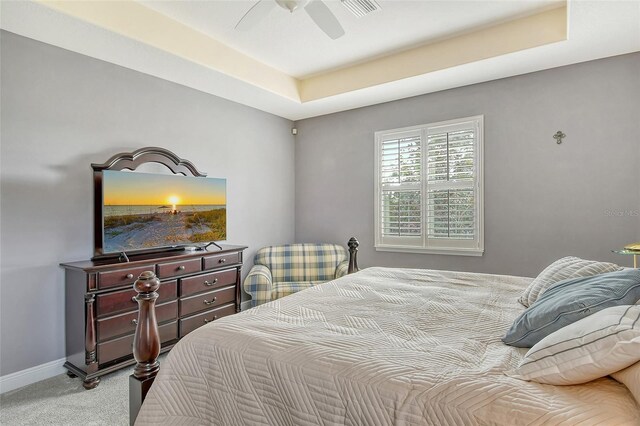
[374,115,484,256]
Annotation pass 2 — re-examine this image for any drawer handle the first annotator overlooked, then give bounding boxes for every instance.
[131,296,137,303]
[126,273,134,279]
[203,296,217,305]
[219,258,226,264]
[204,278,218,286]
[178,265,186,271]
[204,315,218,323]
[131,319,138,325]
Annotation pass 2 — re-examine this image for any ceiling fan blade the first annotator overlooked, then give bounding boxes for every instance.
[235,0,276,31]
[304,0,345,40]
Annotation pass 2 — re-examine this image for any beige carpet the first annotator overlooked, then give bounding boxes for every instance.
[0,357,166,426]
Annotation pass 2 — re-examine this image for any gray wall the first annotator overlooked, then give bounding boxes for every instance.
[295,52,640,277]
[0,31,295,376]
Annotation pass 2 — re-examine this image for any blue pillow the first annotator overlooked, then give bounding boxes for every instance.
[503,268,640,348]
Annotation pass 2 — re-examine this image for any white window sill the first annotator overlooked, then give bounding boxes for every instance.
[375,245,484,256]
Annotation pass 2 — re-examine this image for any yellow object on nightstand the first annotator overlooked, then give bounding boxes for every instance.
[624,242,640,251]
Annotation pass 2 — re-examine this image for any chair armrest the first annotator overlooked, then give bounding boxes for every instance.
[243,265,273,308]
[335,260,349,279]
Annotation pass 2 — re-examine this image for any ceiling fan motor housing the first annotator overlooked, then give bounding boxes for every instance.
[275,0,308,13]
[237,0,344,40]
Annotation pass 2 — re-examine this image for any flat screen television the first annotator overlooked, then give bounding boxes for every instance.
[99,170,226,256]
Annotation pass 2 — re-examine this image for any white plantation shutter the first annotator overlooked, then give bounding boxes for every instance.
[375,116,483,255]
[427,127,476,241]
[380,135,421,185]
[379,132,423,246]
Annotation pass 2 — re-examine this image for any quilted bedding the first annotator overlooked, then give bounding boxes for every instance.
[136,267,640,425]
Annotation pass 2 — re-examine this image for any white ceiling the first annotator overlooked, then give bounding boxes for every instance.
[1,1,639,121]
[139,0,562,78]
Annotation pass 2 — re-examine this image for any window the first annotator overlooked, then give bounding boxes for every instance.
[374,116,484,256]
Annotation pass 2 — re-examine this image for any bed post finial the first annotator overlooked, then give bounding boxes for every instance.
[129,270,161,425]
[348,237,360,274]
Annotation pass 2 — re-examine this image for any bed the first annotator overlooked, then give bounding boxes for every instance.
[132,265,639,425]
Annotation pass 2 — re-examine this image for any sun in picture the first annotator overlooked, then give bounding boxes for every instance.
[168,195,180,213]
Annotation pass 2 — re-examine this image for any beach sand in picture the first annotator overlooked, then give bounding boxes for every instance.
[104,208,226,252]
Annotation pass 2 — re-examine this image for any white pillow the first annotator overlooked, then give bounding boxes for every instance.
[612,362,640,405]
[518,256,621,307]
[505,305,640,385]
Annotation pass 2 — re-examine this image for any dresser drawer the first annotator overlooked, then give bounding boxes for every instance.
[203,252,241,270]
[179,286,235,317]
[157,258,201,278]
[179,303,236,337]
[180,268,237,297]
[98,264,155,290]
[97,321,177,365]
[96,280,177,318]
[97,300,178,342]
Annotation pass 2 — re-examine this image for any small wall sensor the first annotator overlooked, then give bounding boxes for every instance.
[292,128,298,135]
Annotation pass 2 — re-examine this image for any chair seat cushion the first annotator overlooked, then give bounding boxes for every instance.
[273,281,325,300]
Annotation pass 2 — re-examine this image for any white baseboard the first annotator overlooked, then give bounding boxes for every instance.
[0,357,66,394]
[240,300,252,311]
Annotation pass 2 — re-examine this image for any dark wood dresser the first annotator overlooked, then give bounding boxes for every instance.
[61,245,246,389]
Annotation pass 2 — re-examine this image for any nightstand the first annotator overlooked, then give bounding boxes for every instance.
[612,249,639,268]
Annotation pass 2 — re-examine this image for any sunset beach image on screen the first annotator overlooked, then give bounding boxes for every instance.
[102,170,226,253]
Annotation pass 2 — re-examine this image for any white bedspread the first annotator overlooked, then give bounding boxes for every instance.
[136,267,639,425]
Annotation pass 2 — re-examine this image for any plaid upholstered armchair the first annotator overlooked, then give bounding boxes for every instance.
[244,243,349,307]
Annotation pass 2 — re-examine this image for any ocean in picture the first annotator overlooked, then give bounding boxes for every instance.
[102,170,226,253]
[104,204,224,216]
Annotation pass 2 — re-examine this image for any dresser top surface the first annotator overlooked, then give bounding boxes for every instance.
[60,244,247,272]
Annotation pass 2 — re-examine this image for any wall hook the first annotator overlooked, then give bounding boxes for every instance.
[553,131,566,144]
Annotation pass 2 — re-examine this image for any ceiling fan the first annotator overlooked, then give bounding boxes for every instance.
[235,0,346,40]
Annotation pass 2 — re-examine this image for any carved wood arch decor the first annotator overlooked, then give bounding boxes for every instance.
[91,146,206,177]
[92,147,207,259]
